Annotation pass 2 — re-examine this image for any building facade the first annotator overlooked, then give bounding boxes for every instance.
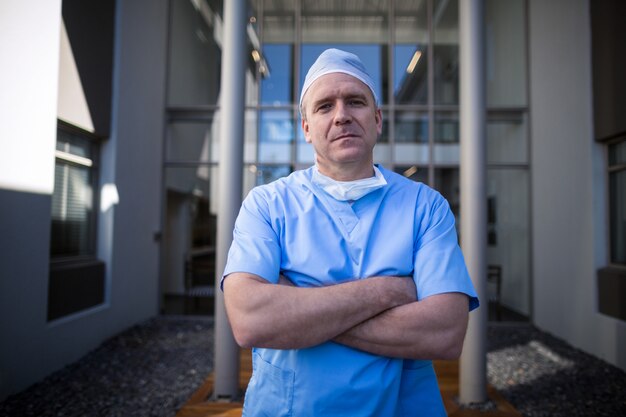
[0,0,624,400]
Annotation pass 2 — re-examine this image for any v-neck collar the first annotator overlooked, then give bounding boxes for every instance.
[302,166,389,238]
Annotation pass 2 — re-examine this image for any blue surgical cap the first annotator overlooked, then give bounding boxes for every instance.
[299,48,379,114]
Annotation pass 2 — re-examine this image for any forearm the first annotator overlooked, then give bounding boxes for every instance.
[223,273,416,350]
[334,293,469,360]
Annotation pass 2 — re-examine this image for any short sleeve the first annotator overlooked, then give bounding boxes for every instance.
[413,192,479,311]
[221,188,282,290]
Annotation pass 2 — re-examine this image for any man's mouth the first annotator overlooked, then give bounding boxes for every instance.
[333,133,358,141]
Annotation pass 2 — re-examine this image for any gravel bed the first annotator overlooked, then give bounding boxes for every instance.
[0,316,214,417]
[1,317,625,417]
[487,323,626,417]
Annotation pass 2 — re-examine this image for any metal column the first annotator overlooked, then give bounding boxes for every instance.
[459,0,488,405]
[213,0,246,400]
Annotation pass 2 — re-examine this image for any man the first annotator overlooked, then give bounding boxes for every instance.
[222,48,479,416]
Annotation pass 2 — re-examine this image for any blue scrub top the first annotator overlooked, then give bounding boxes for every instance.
[223,165,479,417]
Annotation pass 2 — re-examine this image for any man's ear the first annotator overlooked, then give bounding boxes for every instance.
[302,117,312,143]
[375,108,383,136]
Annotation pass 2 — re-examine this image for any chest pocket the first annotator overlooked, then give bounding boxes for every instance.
[364,202,416,277]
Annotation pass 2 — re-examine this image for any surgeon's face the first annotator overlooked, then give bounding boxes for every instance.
[301,72,382,180]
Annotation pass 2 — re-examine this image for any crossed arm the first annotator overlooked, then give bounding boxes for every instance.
[223,272,469,360]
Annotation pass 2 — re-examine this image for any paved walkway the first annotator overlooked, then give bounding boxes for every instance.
[176,348,522,417]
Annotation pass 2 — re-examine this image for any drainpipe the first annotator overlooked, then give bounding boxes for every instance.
[459,0,488,405]
[213,0,246,400]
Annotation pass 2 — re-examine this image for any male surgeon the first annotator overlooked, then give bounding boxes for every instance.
[222,48,479,416]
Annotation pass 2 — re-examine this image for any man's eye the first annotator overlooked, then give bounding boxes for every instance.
[317,104,331,111]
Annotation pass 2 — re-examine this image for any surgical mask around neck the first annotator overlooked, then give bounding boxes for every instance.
[312,166,387,201]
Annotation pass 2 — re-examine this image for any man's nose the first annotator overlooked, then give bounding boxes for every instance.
[333,101,352,124]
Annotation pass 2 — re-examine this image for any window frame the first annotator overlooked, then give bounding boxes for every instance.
[50,120,103,264]
[606,134,626,267]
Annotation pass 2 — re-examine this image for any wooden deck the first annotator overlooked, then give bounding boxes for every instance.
[176,349,521,417]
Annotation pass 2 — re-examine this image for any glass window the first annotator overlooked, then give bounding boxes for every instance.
[395,111,428,143]
[260,110,293,142]
[166,110,257,164]
[255,164,292,186]
[485,0,527,107]
[394,2,428,105]
[434,112,458,143]
[394,45,428,105]
[259,110,293,163]
[162,166,216,298]
[433,0,459,105]
[395,0,429,43]
[301,0,388,44]
[434,167,460,220]
[487,168,530,316]
[261,44,293,105]
[167,0,223,106]
[487,112,528,164]
[394,111,429,164]
[433,112,459,164]
[394,165,429,184]
[167,118,219,163]
[51,125,98,258]
[263,0,295,42]
[609,140,626,264]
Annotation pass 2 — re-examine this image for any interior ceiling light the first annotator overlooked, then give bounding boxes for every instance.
[406,50,422,74]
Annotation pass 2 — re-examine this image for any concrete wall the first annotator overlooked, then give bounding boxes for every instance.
[0,0,168,400]
[529,0,626,371]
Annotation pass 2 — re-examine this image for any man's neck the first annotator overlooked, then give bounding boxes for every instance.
[316,161,375,182]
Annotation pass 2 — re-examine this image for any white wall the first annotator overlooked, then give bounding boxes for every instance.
[0,0,61,195]
[529,0,626,371]
[0,0,169,400]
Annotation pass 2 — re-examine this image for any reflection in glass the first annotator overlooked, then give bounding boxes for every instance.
[261,44,293,105]
[167,116,219,163]
[486,0,527,107]
[394,143,429,165]
[259,110,293,163]
[487,168,530,316]
[394,45,428,104]
[433,112,459,164]
[301,0,388,44]
[300,44,385,105]
[433,0,459,105]
[167,0,222,106]
[434,167,460,220]
[255,165,292,186]
[263,0,295,42]
[394,165,428,184]
[434,112,458,143]
[395,111,428,143]
[260,110,293,142]
[395,0,428,43]
[394,111,428,164]
[163,166,216,296]
[487,112,528,164]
